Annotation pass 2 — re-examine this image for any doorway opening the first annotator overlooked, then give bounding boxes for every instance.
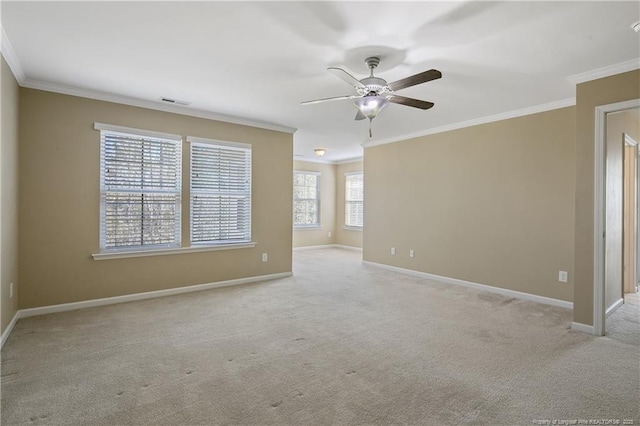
[595,99,640,336]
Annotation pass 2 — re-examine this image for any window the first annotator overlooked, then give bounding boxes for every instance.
[96,123,182,251]
[189,137,252,244]
[94,124,255,259]
[345,172,364,228]
[293,171,321,227]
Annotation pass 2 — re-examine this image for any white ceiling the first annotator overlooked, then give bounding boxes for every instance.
[2,1,639,162]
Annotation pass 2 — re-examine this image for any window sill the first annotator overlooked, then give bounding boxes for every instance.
[343,226,363,231]
[294,225,322,231]
[92,242,258,261]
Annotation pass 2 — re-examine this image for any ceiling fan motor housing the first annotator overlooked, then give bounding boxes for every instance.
[359,77,387,94]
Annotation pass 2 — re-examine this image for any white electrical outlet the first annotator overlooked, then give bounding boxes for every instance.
[262,253,268,262]
[328,232,332,238]
[559,271,568,283]
[10,282,14,298]
[391,247,396,255]
[409,250,415,258]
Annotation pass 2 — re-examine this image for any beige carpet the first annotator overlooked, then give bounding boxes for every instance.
[1,248,639,425]
[607,292,640,346]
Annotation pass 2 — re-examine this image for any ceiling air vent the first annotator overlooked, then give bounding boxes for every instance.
[160,97,191,106]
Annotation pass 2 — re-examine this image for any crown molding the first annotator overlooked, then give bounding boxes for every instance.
[361,97,575,149]
[2,21,295,134]
[293,155,364,165]
[567,58,640,85]
[0,25,25,82]
[3,21,295,134]
[293,156,335,165]
[336,157,363,165]
[20,78,297,134]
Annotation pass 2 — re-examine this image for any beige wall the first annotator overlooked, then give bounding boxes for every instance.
[1,57,20,334]
[336,160,363,248]
[574,70,640,326]
[364,107,576,302]
[19,88,293,309]
[604,110,640,310]
[293,160,336,247]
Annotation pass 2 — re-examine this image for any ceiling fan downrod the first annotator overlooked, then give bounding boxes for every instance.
[365,57,380,137]
[365,56,380,77]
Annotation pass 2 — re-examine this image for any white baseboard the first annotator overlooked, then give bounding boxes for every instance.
[17,272,293,319]
[332,244,363,252]
[293,244,335,251]
[362,261,573,310]
[294,244,362,252]
[571,322,595,334]
[605,298,624,318]
[1,311,20,349]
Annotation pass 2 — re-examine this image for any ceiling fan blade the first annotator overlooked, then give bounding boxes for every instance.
[354,110,366,121]
[328,67,366,89]
[387,69,442,92]
[301,94,361,105]
[387,95,435,110]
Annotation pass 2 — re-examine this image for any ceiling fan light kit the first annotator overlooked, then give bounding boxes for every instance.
[302,56,442,138]
[354,95,389,120]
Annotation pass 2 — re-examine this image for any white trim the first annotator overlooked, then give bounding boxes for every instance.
[333,244,363,252]
[20,78,297,134]
[594,99,640,337]
[344,171,364,177]
[293,156,364,166]
[186,135,251,150]
[336,157,364,165]
[293,244,362,252]
[293,156,335,165]
[594,105,607,337]
[0,25,25,82]
[94,122,182,142]
[0,311,20,349]
[343,226,363,231]
[605,298,624,318]
[362,261,573,310]
[293,244,336,251]
[568,58,640,85]
[625,134,638,147]
[92,242,257,260]
[18,272,292,319]
[571,322,595,334]
[361,98,575,149]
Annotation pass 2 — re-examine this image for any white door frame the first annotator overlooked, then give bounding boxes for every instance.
[594,98,640,336]
[624,134,639,296]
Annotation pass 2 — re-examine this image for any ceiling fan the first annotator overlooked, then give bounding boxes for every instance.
[302,56,442,137]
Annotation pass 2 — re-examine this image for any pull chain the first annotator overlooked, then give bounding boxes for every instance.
[369,119,373,138]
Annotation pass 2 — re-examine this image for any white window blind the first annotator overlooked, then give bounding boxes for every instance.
[98,126,182,251]
[190,140,252,244]
[345,173,364,227]
[293,172,320,227]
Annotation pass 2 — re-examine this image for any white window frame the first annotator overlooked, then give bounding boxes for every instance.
[94,123,183,253]
[188,136,252,245]
[345,172,364,229]
[293,171,321,229]
[92,125,257,261]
